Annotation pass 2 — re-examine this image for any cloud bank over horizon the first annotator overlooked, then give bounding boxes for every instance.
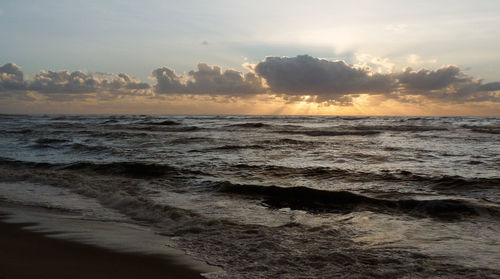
[1,55,499,111]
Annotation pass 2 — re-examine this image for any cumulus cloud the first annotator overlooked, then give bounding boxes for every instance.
[396,66,467,92]
[152,67,185,93]
[0,63,151,101]
[249,56,499,104]
[355,53,395,74]
[2,55,500,106]
[254,55,397,101]
[0,63,26,91]
[478,82,500,92]
[393,66,499,103]
[29,70,150,96]
[153,63,266,96]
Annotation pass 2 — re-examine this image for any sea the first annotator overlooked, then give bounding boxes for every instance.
[0,114,499,278]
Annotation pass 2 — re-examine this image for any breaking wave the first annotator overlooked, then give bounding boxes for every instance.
[228,164,500,190]
[216,182,499,220]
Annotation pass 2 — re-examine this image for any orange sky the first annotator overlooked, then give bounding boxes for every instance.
[2,93,498,116]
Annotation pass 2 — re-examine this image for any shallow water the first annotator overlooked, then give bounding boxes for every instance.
[0,115,499,278]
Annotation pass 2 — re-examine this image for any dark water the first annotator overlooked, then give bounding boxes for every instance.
[0,115,499,278]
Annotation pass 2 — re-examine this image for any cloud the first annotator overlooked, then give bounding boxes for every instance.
[252,55,500,104]
[392,66,500,103]
[153,63,266,96]
[152,67,185,93]
[2,55,500,106]
[0,63,26,91]
[355,53,395,74]
[396,66,467,92]
[254,55,397,101]
[0,63,151,101]
[27,70,150,100]
[478,82,500,92]
[407,54,437,65]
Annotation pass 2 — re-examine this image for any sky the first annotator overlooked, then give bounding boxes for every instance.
[1,0,499,115]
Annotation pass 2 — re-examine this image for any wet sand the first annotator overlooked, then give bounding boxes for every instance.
[0,216,204,279]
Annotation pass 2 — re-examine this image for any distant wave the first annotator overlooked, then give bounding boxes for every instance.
[61,161,180,178]
[0,158,180,178]
[470,128,500,134]
[225,122,271,128]
[202,144,265,151]
[276,130,380,137]
[34,138,70,144]
[337,117,371,120]
[6,128,34,134]
[102,124,200,132]
[350,125,448,132]
[137,120,180,126]
[216,182,499,220]
[70,143,114,154]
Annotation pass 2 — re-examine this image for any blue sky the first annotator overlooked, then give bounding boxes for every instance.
[2,0,500,81]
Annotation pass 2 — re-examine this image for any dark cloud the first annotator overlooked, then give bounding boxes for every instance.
[254,55,397,100]
[0,63,150,101]
[393,66,499,103]
[0,63,26,91]
[152,67,186,94]
[24,70,149,102]
[396,66,468,92]
[253,56,499,104]
[2,57,500,105]
[29,70,150,95]
[478,82,500,92]
[153,63,265,95]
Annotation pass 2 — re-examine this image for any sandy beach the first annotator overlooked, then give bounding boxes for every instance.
[0,214,204,279]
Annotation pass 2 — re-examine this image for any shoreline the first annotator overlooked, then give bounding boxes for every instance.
[0,213,207,279]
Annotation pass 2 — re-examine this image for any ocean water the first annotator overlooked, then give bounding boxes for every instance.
[0,114,499,278]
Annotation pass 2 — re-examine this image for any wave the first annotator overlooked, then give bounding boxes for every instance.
[7,128,35,134]
[216,182,499,220]
[460,125,500,134]
[338,117,371,121]
[70,143,113,153]
[225,122,271,128]
[258,138,311,145]
[138,120,180,126]
[276,130,380,137]
[82,130,149,139]
[35,138,70,144]
[100,123,200,133]
[128,125,199,132]
[0,158,180,179]
[204,144,264,151]
[470,128,500,134]
[61,162,180,178]
[232,164,349,179]
[229,164,500,190]
[170,137,215,144]
[351,125,448,132]
[423,175,500,190]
